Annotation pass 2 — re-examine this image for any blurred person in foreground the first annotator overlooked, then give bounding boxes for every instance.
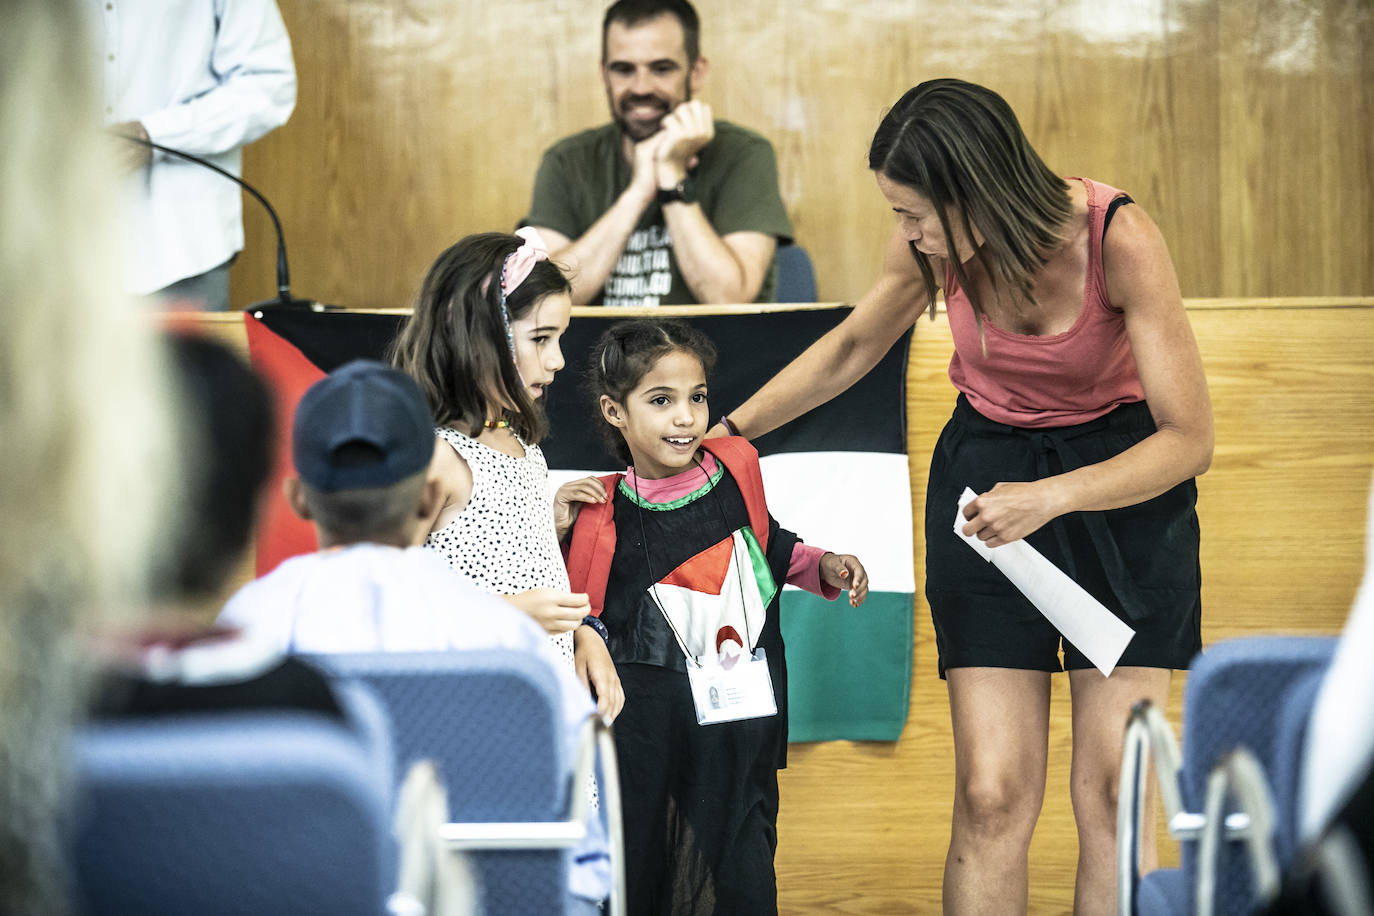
[1265,473,1374,914]
[89,333,343,720]
[0,1,177,911]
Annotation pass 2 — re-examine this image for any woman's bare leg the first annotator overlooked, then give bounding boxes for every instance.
[943,667,1053,915]
[1067,666,1171,916]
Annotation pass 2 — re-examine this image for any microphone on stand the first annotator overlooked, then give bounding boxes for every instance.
[114,131,320,311]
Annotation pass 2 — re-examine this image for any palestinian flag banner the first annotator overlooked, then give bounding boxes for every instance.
[651,526,777,664]
[244,305,914,742]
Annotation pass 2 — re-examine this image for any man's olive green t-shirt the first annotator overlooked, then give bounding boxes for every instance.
[523,120,794,306]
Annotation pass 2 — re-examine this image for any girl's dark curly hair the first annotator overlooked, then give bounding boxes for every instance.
[585,318,717,466]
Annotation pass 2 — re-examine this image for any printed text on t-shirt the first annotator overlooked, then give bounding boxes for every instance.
[604,226,673,307]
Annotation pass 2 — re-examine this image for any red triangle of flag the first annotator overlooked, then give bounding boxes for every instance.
[660,535,734,595]
[244,313,326,575]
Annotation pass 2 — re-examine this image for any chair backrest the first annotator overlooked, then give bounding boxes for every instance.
[1180,635,1338,914]
[775,243,817,303]
[305,650,573,914]
[70,711,392,916]
[333,678,399,803]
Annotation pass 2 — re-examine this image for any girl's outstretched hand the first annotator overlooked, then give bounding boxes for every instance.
[504,588,589,634]
[820,552,869,608]
[574,626,625,722]
[554,476,608,541]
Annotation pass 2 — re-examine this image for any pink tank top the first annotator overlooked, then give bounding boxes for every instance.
[945,177,1144,429]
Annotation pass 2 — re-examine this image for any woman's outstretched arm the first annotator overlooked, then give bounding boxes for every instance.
[713,226,933,439]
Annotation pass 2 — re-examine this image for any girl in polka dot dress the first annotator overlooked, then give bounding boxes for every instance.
[390,229,624,720]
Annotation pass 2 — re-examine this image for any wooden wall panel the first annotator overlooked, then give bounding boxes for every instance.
[1217,0,1374,297]
[231,0,1373,311]
[1195,303,1374,628]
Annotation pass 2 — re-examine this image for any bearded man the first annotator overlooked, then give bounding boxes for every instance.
[522,0,792,307]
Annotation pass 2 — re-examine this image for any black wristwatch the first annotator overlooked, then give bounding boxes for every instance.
[656,176,697,206]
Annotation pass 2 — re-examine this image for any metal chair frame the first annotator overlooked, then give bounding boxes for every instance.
[1195,749,1281,916]
[436,712,626,916]
[1116,700,1257,915]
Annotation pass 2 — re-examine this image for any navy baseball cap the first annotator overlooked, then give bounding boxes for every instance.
[292,360,434,492]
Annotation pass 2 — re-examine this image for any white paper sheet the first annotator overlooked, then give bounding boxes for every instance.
[954,487,1135,676]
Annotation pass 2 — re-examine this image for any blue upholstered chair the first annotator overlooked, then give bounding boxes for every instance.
[70,710,394,916]
[306,649,623,916]
[1117,635,1338,915]
[775,243,817,303]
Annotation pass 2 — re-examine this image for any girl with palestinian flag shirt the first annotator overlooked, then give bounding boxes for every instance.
[560,317,867,915]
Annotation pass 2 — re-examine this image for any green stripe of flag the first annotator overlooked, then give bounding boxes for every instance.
[781,590,912,742]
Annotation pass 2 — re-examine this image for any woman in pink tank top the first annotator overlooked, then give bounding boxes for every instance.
[713,79,1213,913]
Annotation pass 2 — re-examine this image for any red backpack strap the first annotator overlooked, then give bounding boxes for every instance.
[563,473,622,618]
[701,436,769,554]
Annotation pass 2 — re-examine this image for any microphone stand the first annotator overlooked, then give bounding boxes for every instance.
[116,132,318,311]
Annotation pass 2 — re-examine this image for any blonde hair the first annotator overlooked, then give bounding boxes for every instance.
[0,2,178,909]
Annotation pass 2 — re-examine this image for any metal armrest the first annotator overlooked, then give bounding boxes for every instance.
[438,820,586,848]
[1118,699,1253,914]
[1118,699,1185,914]
[438,714,597,850]
[594,715,626,916]
[438,713,626,916]
[1195,748,1279,916]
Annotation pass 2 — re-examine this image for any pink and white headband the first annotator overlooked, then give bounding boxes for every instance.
[500,226,549,297]
[479,227,550,366]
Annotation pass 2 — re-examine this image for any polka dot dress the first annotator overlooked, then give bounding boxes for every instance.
[426,426,575,666]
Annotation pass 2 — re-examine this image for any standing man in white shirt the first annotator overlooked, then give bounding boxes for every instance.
[97,0,296,310]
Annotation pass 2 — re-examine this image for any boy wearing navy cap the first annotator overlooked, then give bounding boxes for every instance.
[284,359,442,549]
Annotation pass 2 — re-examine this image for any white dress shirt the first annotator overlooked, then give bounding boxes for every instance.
[95,0,296,294]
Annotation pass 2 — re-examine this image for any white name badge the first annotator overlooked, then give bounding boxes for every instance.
[687,648,778,725]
